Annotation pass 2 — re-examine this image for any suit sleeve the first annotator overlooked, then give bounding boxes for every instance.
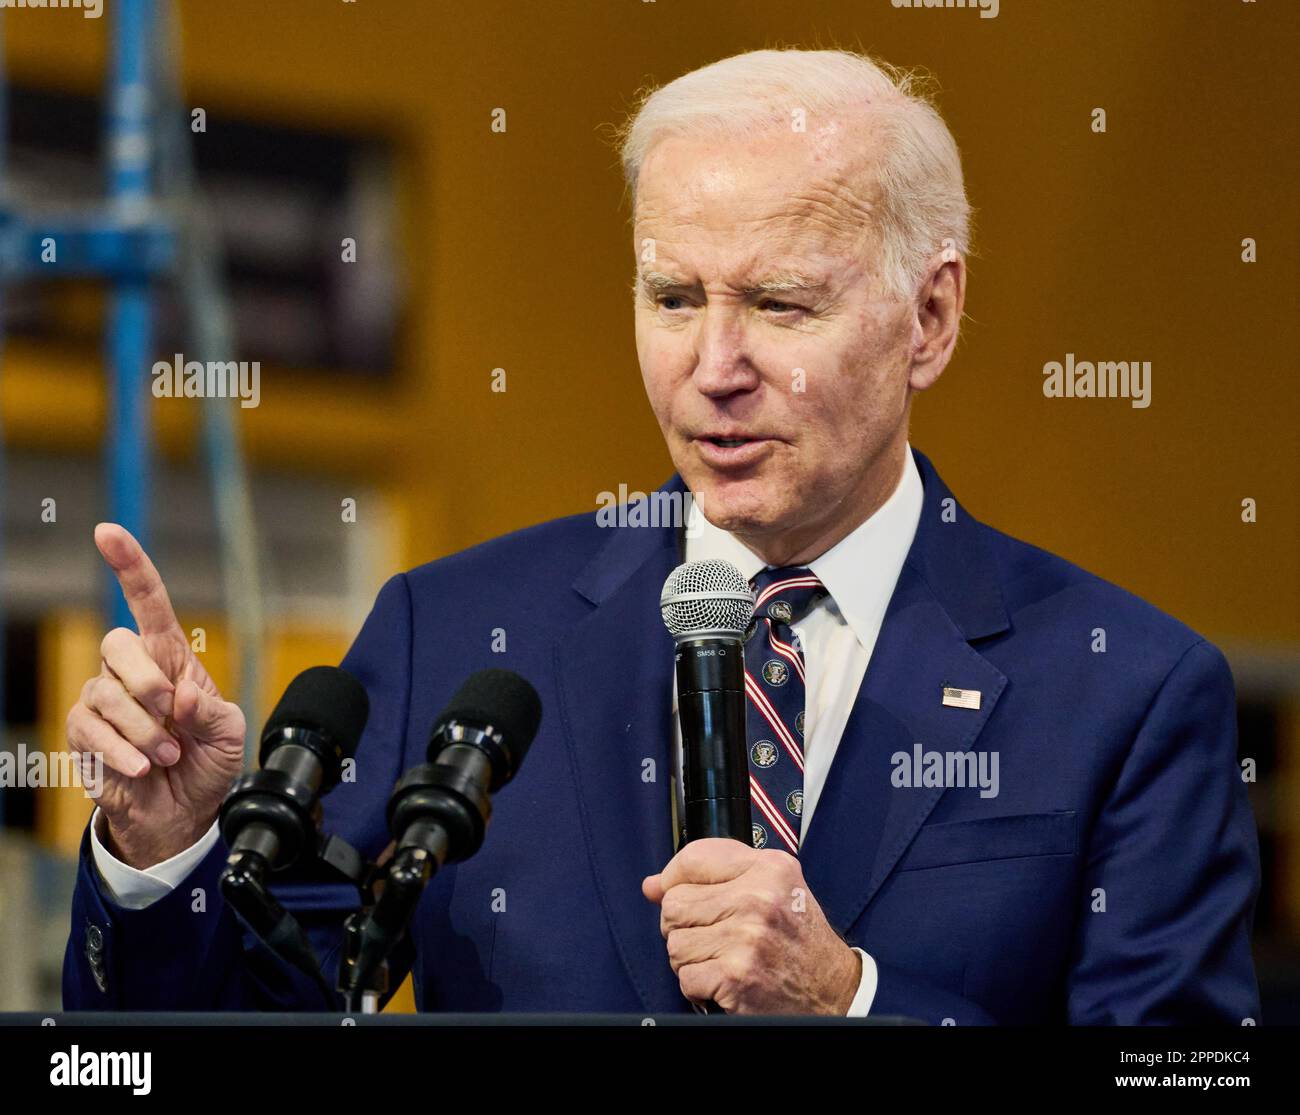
[866,959,999,1025]
[1065,639,1262,1024]
[62,573,417,1011]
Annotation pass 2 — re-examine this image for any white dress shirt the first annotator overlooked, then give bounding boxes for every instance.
[92,445,924,1013]
[90,806,220,909]
[674,444,924,1016]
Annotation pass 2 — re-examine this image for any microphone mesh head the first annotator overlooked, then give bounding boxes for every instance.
[660,559,754,640]
[260,665,370,769]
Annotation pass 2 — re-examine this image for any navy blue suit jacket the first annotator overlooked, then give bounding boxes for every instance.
[63,448,1261,1022]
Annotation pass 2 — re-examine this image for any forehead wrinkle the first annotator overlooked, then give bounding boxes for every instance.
[637,184,877,287]
[780,178,878,252]
[637,258,833,295]
[637,128,879,232]
[635,157,879,298]
[635,242,858,309]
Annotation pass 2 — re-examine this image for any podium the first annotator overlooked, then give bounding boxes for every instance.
[2,1011,925,1026]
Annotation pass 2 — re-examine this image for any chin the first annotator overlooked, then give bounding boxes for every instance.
[689,474,789,536]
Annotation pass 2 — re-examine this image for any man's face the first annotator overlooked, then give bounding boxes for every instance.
[633,120,921,559]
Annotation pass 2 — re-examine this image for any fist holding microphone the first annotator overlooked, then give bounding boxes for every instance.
[64,524,247,871]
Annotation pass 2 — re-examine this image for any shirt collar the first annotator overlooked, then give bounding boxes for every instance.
[684,444,924,652]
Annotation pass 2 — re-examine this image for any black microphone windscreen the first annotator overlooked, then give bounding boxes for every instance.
[260,665,370,762]
[432,669,542,768]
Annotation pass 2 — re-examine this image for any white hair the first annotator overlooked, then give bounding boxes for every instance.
[616,49,971,301]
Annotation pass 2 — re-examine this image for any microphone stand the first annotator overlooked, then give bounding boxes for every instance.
[221,829,379,1013]
[338,836,440,1015]
[337,760,477,1013]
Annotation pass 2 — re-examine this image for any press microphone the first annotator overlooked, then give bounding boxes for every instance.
[386,667,541,861]
[660,559,755,845]
[218,665,369,1001]
[220,665,370,874]
[338,668,541,1006]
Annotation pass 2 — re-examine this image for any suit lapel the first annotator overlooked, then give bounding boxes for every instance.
[552,482,684,1011]
[800,448,1011,936]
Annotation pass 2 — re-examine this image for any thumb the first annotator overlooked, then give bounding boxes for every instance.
[642,872,665,904]
[172,678,245,746]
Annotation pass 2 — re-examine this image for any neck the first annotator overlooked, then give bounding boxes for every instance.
[736,440,909,568]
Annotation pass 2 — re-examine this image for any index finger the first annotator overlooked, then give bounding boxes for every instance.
[94,523,185,640]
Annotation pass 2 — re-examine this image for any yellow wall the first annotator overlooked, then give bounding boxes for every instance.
[4,0,1296,650]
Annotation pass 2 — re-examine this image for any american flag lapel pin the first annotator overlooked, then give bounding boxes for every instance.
[942,685,981,710]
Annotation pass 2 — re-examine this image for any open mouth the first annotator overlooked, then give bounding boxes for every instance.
[696,436,772,467]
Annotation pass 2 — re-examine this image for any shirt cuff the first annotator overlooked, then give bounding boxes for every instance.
[89,806,221,911]
[845,948,878,1017]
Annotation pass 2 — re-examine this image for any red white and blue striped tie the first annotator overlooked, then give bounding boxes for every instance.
[745,566,826,856]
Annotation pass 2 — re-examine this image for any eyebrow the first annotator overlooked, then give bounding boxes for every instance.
[635,269,831,298]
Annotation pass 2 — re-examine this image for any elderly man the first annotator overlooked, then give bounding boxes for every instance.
[63,49,1259,1023]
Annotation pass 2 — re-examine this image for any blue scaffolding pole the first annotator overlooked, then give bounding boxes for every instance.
[0,0,170,632]
[0,0,264,769]
[0,10,9,826]
[104,0,159,630]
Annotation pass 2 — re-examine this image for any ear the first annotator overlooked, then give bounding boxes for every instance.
[908,255,966,391]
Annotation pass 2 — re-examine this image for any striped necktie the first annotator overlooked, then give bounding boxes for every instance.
[744,566,827,856]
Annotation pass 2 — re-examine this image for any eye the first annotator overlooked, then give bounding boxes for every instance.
[760,299,806,315]
[656,295,689,312]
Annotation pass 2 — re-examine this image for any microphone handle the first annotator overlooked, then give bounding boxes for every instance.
[675,636,750,1015]
[676,636,752,844]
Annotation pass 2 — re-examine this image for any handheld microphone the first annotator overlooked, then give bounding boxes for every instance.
[660,559,755,845]
[339,668,542,1006]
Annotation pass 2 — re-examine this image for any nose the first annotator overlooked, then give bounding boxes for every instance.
[692,304,761,399]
